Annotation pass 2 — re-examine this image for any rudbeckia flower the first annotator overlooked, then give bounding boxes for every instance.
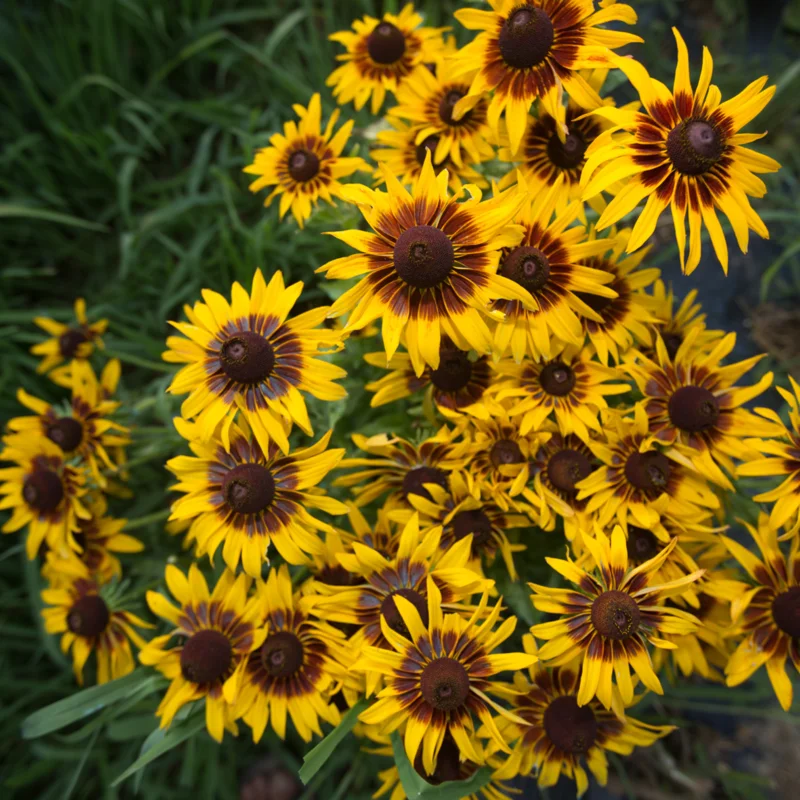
[244,93,369,228]
[163,269,346,455]
[530,526,704,708]
[582,28,780,275]
[319,155,532,375]
[327,5,446,114]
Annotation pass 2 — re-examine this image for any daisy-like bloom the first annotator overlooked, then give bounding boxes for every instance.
[334,427,472,509]
[390,58,495,168]
[720,515,800,710]
[372,117,489,191]
[582,28,780,275]
[139,565,265,742]
[530,526,704,709]
[0,435,89,558]
[41,557,150,684]
[738,376,800,529]
[492,346,630,442]
[629,330,777,489]
[312,515,490,666]
[327,5,446,114]
[451,0,641,154]
[244,94,368,229]
[31,298,107,376]
[493,635,673,797]
[319,155,534,376]
[236,566,351,742]
[364,338,497,420]
[163,269,346,456]
[575,404,719,533]
[356,577,537,772]
[489,178,618,362]
[8,360,130,487]
[166,418,347,574]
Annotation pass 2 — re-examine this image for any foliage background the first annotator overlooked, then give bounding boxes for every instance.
[1,0,799,798]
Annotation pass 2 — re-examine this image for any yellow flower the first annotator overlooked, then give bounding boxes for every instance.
[451,0,641,154]
[530,526,703,709]
[582,28,780,275]
[139,565,265,742]
[244,93,368,228]
[319,155,532,376]
[163,269,346,456]
[166,418,347,575]
[31,298,107,376]
[327,4,446,114]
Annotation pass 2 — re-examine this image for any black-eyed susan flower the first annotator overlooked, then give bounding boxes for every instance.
[451,0,640,154]
[167,418,346,574]
[489,179,618,361]
[575,404,719,533]
[327,5,446,114]
[319,155,532,375]
[244,93,368,229]
[236,566,351,742]
[364,339,498,420]
[739,376,800,529]
[493,346,630,442]
[341,503,400,563]
[491,635,673,797]
[530,527,703,709]
[582,28,780,275]
[720,515,800,710]
[8,360,130,487]
[139,565,265,742]
[334,427,472,509]
[163,269,346,456]
[355,577,536,773]
[629,330,777,489]
[41,556,150,685]
[31,298,107,376]
[0,435,89,558]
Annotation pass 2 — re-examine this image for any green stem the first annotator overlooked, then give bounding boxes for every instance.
[125,509,170,531]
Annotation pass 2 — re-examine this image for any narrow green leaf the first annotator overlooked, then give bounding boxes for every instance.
[0,204,108,232]
[298,698,369,785]
[263,10,307,62]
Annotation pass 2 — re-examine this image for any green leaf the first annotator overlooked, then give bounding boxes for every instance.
[298,698,369,785]
[0,204,109,232]
[21,670,158,739]
[391,731,492,800]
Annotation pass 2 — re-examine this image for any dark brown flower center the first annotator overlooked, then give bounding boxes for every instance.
[367,21,406,64]
[261,631,304,677]
[663,333,683,360]
[394,225,455,288]
[772,586,800,638]
[67,594,110,637]
[46,417,84,452]
[490,439,524,467]
[429,348,473,392]
[547,131,586,169]
[414,734,472,784]
[420,657,470,710]
[668,385,720,432]
[316,564,357,587]
[180,629,233,684]
[222,463,275,514]
[500,246,550,294]
[451,509,493,547]
[543,695,597,754]
[547,449,592,492]
[438,90,470,126]
[624,451,671,491]
[220,331,275,384]
[591,590,641,640]
[23,469,64,513]
[575,290,613,315]
[539,362,576,396]
[627,526,661,565]
[287,149,320,182]
[402,465,448,501]
[666,119,724,176]
[415,135,446,167]
[381,588,429,637]
[498,6,554,69]
[58,328,88,358]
